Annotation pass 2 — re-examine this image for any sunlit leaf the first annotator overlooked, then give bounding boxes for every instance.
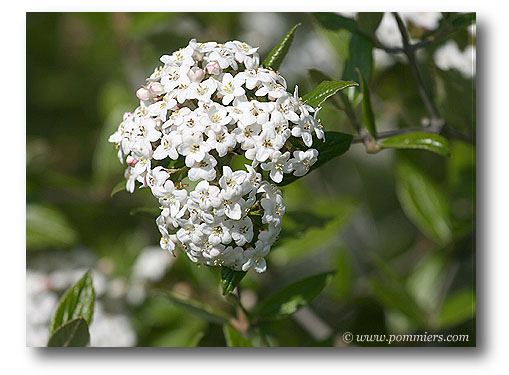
[438,289,476,329]
[380,132,451,157]
[406,251,448,313]
[255,272,334,320]
[262,23,301,71]
[223,325,253,347]
[278,131,353,186]
[49,271,95,335]
[302,80,358,109]
[396,158,453,245]
[47,318,90,347]
[26,204,78,250]
[221,267,247,296]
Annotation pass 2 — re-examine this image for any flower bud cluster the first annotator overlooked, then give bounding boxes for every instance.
[109,39,324,273]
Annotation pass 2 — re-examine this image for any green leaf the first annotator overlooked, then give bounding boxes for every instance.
[357,12,384,36]
[368,278,427,328]
[110,180,126,197]
[49,271,95,335]
[129,207,160,219]
[47,317,90,347]
[312,12,359,34]
[223,325,254,347]
[380,132,451,157]
[332,248,355,299]
[343,32,373,83]
[438,289,476,329]
[262,23,301,71]
[450,13,476,28]
[255,272,334,320]
[161,291,233,325]
[356,68,376,139]
[367,257,427,328]
[278,131,353,186]
[396,159,453,245]
[406,251,448,313]
[221,267,247,296]
[302,80,358,109]
[26,204,78,250]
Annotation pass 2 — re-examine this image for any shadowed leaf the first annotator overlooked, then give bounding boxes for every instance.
[47,317,90,347]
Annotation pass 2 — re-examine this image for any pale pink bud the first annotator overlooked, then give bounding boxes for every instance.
[188,67,205,82]
[206,61,221,75]
[126,155,138,166]
[148,82,165,95]
[136,87,151,101]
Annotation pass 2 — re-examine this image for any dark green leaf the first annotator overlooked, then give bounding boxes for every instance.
[278,131,353,186]
[367,277,426,328]
[110,180,126,197]
[255,272,334,320]
[302,80,358,109]
[161,291,233,325]
[333,248,355,299]
[343,32,373,83]
[49,271,95,335]
[26,204,78,250]
[356,68,376,139]
[312,12,359,33]
[396,158,453,245]
[380,132,451,157]
[450,13,476,28]
[223,325,254,347]
[129,207,160,219]
[47,317,90,347]
[221,267,247,296]
[357,12,384,36]
[438,289,476,329]
[262,23,301,71]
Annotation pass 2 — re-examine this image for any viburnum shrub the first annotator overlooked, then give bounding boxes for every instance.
[109,39,324,273]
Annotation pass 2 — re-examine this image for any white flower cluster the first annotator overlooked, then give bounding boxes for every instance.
[109,39,324,273]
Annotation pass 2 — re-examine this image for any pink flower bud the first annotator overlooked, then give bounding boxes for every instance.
[136,87,151,101]
[126,155,138,166]
[148,82,165,95]
[188,67,205,82]
[206,61,221,75]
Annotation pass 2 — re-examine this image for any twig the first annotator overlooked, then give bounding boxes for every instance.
[393,12,444,132]
[352,13,473,149]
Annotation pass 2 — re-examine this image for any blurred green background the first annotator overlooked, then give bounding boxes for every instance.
[26,12,475,347]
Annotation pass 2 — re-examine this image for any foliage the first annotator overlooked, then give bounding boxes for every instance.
[27,12,475,347]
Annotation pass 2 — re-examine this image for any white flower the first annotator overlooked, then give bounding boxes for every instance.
[109,38,328,274]
[290,149,319,176]
[153,132,181,160]
[231,217,254,246]
[188,78,217,102]
[189,180,222,210]
[206,128,236,157]
[160,64,191,93]
[219,166,247,199]
[188,154,217,182]
[178,133,212,167]
[241,244,269,273]
[216,73,245,105]
[261,151,293,183]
